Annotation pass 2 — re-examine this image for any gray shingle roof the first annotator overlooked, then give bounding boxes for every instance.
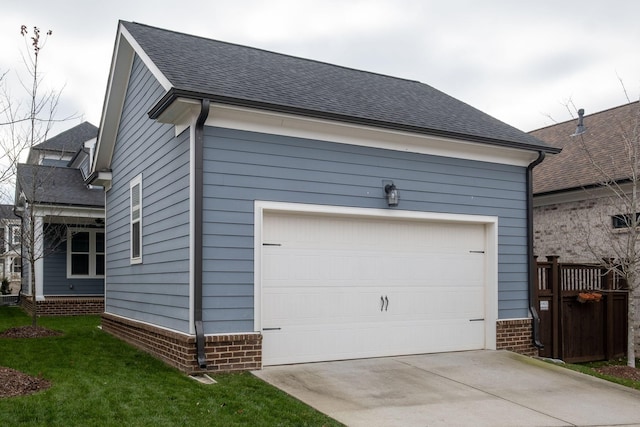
[34,122,97,154]
[16,164,104,207]
[122,21,556,153]
[0,205,18,220]
[531,101,640,194]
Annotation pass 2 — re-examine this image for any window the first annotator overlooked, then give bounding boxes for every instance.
[67,229,104,278]
[11,257,21,274]
[130,174,142,264]
[612,213,640,229]
[0,227,5,254]
[11,226,20,246]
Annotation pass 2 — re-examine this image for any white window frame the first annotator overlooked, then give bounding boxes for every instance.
[130,174,143,264]
[11,257,21,274]
[11,225,20,246]
[66,228,105,279]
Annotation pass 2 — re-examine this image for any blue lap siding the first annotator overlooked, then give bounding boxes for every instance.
[105,56,530,337]
[105,55,191,333]
[202,127,529,334]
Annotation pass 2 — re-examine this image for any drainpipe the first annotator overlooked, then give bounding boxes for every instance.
[194,98,210,368]
[527,151,545,349]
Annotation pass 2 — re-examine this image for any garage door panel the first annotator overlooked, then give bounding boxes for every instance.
[261,211,489,366]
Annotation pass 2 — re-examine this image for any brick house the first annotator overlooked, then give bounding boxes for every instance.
[531,101,640,351]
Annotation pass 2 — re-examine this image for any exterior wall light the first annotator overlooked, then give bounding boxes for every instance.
[384,183,399,207]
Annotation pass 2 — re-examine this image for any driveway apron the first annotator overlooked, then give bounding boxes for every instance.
[253,350,640,427]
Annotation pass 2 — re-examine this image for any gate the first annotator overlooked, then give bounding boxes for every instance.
[536,256,628,363]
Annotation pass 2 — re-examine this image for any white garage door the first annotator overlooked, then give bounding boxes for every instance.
[260,211,488,366]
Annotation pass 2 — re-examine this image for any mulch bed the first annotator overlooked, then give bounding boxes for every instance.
[0,368,51,398]
[0,326,62,339]
[0,326,61,398]
[595,365,640,382]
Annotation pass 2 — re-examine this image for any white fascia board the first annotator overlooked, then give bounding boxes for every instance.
[31,205,104,219]
[533,183,633,207]
[158,100,539,167]
[93,23,173,174]
[119,25,172,91]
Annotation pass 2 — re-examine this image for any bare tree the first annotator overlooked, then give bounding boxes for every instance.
[3,26,71,326]
[0,26,65,201]
[570,91,640,368]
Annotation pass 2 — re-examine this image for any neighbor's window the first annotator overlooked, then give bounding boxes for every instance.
[67,229,104,278]
[612,213,640,229]
[11,226,20,246]
[130,174,142,264]
[11,257,21,274]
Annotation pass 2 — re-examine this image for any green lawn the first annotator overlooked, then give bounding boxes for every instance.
[0,307,343,426]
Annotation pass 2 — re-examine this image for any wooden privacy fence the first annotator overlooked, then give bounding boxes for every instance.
[536,256,628,363]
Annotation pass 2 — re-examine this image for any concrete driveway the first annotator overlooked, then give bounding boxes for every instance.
[253,350,640,426]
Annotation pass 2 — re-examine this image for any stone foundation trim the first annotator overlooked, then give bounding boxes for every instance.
[20,295,104,316]
[496,318,539,357]
[101,313,262,374]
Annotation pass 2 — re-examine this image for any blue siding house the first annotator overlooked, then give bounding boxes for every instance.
[92,21,559,373]
[15,122,105,315]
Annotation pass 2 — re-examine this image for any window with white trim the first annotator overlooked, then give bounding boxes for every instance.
[130,174,142,264]
[67,229,104,278]
[11,226,20,246]
[12,257,21,274]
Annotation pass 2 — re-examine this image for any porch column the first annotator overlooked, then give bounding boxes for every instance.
[34,215,44,301]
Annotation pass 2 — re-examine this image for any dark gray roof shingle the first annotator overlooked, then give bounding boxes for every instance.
[16,164,104,207]
[122,21,556,152]
[34,122,98,154]
[0,205,18,220]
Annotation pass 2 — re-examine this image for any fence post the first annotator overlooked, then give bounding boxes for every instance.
[603,261,615,360]
[547,255,561,359]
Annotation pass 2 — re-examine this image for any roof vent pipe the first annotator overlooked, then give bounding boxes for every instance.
[571,108,587,136]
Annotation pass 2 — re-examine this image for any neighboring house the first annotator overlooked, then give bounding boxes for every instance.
[90,21,558,374]
[14,122,105,316]
[531,101,640,352]
[0,205,21,293]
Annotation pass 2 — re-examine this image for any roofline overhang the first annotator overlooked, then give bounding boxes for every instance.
[149,88,561,155]
[86,169,112,189]
[13,203,104,219]
[533,179,634,207]
[534,178,631,198]
[93,20,173,175]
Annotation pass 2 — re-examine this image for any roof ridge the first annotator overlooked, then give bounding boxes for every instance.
[124,21,422,85]
[530,100,640,133]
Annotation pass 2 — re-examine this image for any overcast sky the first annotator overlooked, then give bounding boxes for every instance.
[1,0,639,138]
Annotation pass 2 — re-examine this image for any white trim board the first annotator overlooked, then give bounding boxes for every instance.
[158,101,539,167]
[253,201,498,353]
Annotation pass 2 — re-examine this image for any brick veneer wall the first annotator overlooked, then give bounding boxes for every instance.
[101,313,262,374]
[20,295,104,316]
[496,319,539,357]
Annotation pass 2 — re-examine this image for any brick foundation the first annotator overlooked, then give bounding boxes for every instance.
[20,295,104,316]
[496,318,539,357]
[101,313,262,374]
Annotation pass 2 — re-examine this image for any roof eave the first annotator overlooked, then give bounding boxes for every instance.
[149,88,561,155]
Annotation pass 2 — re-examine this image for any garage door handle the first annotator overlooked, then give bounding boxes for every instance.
[380,295,389,311]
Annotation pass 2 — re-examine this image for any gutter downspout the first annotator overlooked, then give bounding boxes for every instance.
[527,151,545,349]
[194,98,210,368]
